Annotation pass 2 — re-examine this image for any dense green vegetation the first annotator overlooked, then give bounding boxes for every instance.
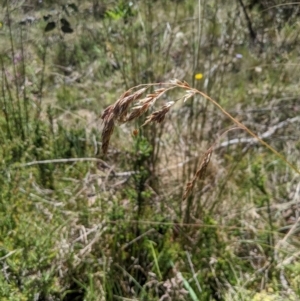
[0,0,300,300]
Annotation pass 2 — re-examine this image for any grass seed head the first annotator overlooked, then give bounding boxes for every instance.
[102,117,115,154]
[127,102,151,122]
[142,101,174,126]
[101,105,114,122]
[182,147,213,200]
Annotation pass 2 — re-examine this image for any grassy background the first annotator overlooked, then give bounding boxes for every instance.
[0,0,300,300]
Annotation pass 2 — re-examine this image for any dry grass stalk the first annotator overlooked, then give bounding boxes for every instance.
[182,147,213,201]
[100,78,300,207]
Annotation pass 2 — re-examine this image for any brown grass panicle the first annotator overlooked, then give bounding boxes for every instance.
[101,79,300,199]
[182,146,213,201]
[101,84,176,154]
[101,87,148,154]
[101,80,192,155]
[142,101,175,126]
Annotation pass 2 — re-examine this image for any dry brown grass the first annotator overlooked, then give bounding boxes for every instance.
[101,79,300,201]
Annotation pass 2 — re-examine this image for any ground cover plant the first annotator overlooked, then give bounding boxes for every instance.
[0,0,300,300]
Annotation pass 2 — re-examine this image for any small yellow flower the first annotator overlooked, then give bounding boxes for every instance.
[195,73,203,80]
